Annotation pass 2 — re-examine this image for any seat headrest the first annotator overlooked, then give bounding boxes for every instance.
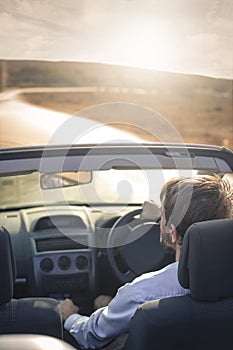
[0,227,16,306]
[178,219,233,301]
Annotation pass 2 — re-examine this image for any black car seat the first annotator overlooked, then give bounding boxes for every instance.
[0,226,63,339]
[124,219,233,350]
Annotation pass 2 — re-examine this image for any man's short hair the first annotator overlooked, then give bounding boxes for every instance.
[160,174,232,240]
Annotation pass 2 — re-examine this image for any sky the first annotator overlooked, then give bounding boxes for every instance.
[0,0,232,78]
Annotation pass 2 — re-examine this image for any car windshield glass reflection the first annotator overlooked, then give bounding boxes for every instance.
[0,169,198,210]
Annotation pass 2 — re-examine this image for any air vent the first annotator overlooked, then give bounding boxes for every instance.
[36,236,88,252]
[33,215,87,231]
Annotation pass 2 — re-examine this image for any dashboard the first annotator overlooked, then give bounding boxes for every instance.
[0,205,134,310]
[0,206,98,301]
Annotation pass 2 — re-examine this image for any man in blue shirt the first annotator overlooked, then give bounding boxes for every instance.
[60,174,232,349]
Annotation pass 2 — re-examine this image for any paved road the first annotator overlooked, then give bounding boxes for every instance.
[0,89,142,148]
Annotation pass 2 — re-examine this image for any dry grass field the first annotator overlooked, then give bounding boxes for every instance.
[3,60,233,149]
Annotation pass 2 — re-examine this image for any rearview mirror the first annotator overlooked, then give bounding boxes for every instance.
[40,171,92,189]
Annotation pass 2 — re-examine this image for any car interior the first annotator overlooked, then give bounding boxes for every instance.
[0,143,232,349]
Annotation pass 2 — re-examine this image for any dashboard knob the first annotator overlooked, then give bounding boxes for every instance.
[40,258,54,272]
[57,256,71,270]
[75,255,88,270]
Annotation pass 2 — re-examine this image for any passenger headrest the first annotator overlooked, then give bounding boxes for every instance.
[178,219,233,301]
[0,227,16,306]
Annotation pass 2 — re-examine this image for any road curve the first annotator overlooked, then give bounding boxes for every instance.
[0,89,142,148]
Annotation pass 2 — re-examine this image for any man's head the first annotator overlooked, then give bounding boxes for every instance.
[160,174,232,251]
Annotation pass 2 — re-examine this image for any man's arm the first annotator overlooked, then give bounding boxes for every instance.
[60,284,139,349]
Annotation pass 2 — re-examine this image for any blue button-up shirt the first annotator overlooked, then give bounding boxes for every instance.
[64,262,189,349]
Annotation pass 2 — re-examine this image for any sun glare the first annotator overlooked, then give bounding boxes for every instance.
[114,21,176,70]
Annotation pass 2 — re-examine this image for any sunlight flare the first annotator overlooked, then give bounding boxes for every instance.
[114,20,177,70]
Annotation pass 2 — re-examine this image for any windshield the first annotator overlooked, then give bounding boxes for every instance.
[0,169,200,210]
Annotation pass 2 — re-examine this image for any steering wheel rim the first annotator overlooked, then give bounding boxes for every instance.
[107,209,142,283]
[107,209,170,283]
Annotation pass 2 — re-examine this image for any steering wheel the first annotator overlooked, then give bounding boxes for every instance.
[107,209,174,284]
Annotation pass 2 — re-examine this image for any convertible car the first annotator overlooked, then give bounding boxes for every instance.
[0,142,233,349]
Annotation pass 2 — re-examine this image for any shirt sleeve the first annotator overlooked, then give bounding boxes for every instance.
[64,283,140,349]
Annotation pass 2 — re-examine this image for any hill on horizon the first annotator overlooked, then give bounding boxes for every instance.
[1,59,232,88]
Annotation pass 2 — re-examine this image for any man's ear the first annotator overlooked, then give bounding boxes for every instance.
[170,224,179,244]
